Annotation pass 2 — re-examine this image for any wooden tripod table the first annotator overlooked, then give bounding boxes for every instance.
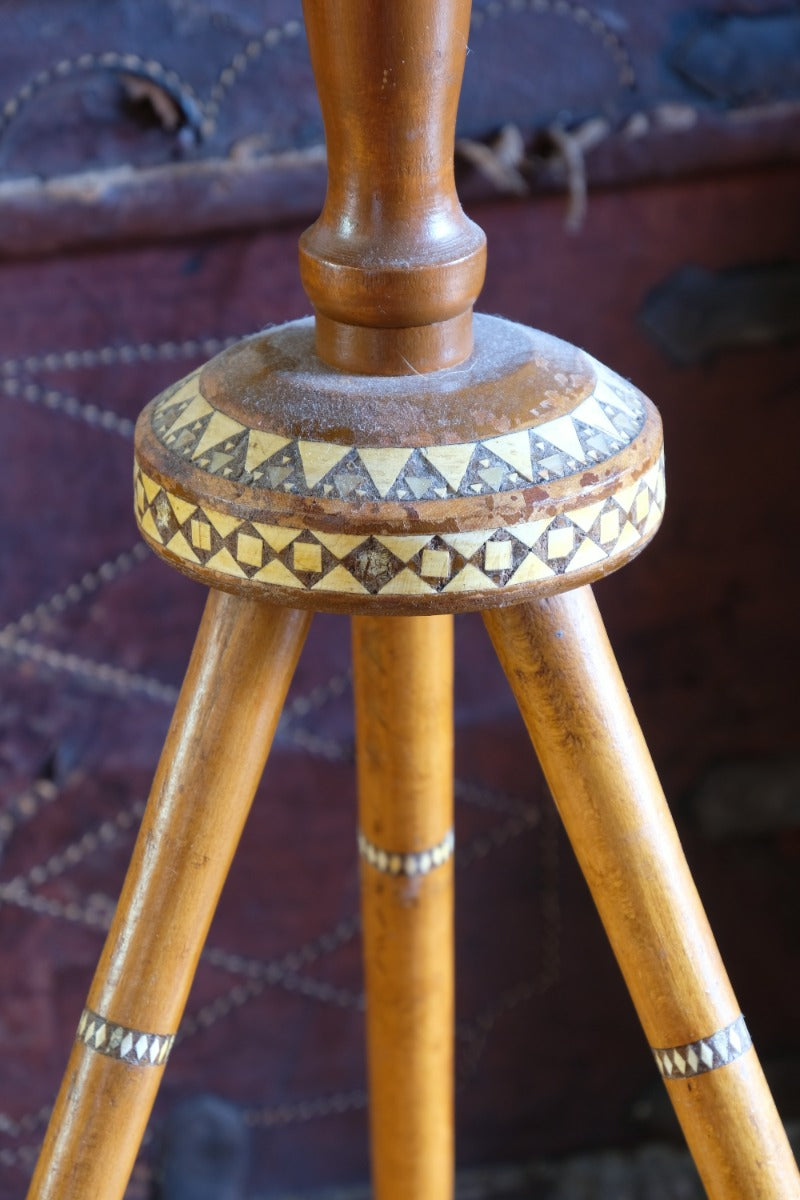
[28,2,800,1198]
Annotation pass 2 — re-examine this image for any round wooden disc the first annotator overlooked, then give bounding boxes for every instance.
[134,315,664,614]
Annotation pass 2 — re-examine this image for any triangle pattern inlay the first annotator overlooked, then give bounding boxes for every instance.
[312,564,370,595]
[534,416,586,463]
[357,448,414,498]
[168,494,197,525]
[444,563,497,594]
[192,411,246,460]
[298,441,352,488]
[245,430,291,473]
[167,394,214,433]
[375,535,435,562]
[252,522,302,553]
[165,530,200,563]
[206,510,242,539]
[206,547,247,578]
[485,430,534,480]
[378,568,436,596]
[253,560,304,589]
[567,537,608,572]
[573,396,621,439]
[421,443,475,492]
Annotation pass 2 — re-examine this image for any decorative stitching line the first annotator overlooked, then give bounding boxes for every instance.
[1,376,135,439]
[456,803,561,1088]
[470,0,636,89]
[0,5,635,157]
[0,1143,39,1169]
[0,52,205,145]
[283,669,351,721]
[0,880,116,931]
[358,828,455,877]
[455,808,538,869]
[455,777,537,817]
[0,544,149,639]
[203,917,360,980]
[76,1007,175,1067]
[243,1089,367,1129]
[0,335,241,377]
[0,1104,50,1141]
[653,1015,752,1079]
[203,20,305,137]
[0,630,180,704]
[0,778,60,850]
[16,800,146,890]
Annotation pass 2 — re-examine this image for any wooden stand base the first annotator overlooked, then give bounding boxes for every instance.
[26,588,800,1200]
[21,2,799,1193]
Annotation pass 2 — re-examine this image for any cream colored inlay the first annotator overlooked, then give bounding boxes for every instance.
[298,441,352,488]
[486,430,535,480]
[420,548,451,579]
[484,540,513,572]
[245,430,292,473]
[191,411,246,460]
[357,448,414,497]
[421,443,475,492]
[135,453,665,602]
[293,542,323,573]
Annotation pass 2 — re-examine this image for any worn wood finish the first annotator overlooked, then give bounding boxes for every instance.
[26,592,311,1200]
[484,589,800,1199]
[299,0,486,374]
[352,615,454,1200]
[133,315,664,613]
[130,1,663,614]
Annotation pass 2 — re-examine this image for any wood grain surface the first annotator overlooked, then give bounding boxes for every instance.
[299,0,485,373]
[353,615,454,1200]
[485,589,800,1198]
[26,593,311,1200]
[2,35,800,1197]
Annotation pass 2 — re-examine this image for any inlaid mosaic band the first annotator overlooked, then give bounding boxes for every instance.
[150,362,646,502]
[76,1007,175,1068]
[358,828,455,876]
[134,453,665,600]
[652,1015,751,1080]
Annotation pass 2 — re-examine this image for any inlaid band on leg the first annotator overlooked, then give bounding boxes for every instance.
[653,1015,751,1079]
[357,828,455,877]
[76,1007,175,1067]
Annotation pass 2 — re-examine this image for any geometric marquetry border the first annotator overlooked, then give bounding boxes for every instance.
[134,452,665,602]
[358,828,455,877]
[652,1015,751,1080]
[76,1007,175,1068]
[150,359,646,505]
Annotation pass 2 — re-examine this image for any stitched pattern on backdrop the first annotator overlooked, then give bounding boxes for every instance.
[0,4,636,149]
[0,334,563,1193]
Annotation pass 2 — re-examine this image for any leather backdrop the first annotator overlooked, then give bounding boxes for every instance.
[1,3,799,1196]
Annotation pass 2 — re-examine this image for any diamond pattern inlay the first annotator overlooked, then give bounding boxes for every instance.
[652,1015,751,1079]
[134,453,665,601]
[76,1007,175,1068]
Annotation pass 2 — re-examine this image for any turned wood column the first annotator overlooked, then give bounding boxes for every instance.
[353,615,455,1200]
[299,0,486,375]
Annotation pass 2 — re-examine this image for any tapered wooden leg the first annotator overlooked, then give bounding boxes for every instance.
[27,591,311,1200]
[485,588,800,1200]
[352,615,454,1200]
